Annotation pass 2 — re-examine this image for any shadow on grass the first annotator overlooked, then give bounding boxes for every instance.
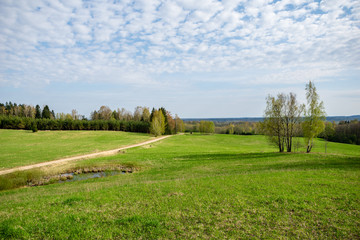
[179,152,290,161]
[177,152,360,172]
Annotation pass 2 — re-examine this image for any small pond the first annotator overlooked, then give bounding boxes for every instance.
[58,170,127,183]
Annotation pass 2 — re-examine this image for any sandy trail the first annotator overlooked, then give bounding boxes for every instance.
[0,135,171,176]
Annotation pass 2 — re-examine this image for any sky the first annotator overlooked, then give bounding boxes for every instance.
[0,0,359,118]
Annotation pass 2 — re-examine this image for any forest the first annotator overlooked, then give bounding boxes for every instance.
[0,102,184,135]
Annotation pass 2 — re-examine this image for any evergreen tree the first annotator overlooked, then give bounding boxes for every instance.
[35,105,41,119]
[150,108,155,122]
[42,105,51,119]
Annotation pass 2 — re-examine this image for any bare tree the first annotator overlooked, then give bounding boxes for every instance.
[24,105,35,118]
[117,108,133,121]
[71,109,79,120]
[133,106,143,121]
[98,106,112,120]
[142,107,151,122]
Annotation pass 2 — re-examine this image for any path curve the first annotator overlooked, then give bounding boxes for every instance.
[0,135,171,176]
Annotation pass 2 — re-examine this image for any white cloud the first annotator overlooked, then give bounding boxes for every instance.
[0,0,359,90]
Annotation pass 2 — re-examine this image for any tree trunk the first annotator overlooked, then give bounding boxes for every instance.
[306,139,312,153]
[286,136,292,152]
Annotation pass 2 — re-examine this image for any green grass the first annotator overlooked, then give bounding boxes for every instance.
[0,133,359,239]
[0,129,152,169]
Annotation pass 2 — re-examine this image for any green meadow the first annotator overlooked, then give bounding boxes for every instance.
[0,129,151,169]
[0,132,360,239]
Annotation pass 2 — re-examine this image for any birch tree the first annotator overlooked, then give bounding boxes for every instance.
[262,93,302,152]
[262,94,286,152]
[302,81,326,153]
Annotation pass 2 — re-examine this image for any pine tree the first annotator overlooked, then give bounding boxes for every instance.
[42,105,51,119]
[35,105,41,119]
[150,108,155,122]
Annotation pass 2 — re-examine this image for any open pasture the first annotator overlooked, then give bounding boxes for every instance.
[0,129,151,170]
[0,133,359,239]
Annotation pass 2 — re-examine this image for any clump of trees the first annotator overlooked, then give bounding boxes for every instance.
[199,121,215,134]
[0,103,184,136]
[262,81,326,153]
[149,108,184,136]
[216,122,260,135]
[183,121,215,134]
[319,120,360,145]
[261,93,303,152]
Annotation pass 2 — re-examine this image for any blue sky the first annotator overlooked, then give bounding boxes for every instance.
[0,0,359,118]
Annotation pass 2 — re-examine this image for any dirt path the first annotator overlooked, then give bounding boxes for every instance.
[0,135,171,176]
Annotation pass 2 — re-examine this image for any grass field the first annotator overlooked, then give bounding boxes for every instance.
[0,129,152,169]
[0,133,359,238]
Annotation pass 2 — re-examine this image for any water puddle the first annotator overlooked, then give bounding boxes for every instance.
[58,170,126,183]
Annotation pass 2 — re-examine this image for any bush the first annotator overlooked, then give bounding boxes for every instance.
[31,122,38,132]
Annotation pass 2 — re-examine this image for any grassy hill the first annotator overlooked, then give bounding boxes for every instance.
[0,129,151,169]
[0,133,359,238]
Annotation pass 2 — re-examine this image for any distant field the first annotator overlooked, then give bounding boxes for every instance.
[0,129,151,169]
[0,134,359,238]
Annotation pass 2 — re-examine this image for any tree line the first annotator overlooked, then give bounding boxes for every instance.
[319,120,360,145]
[184,121,259,135]
[185,116,359,147]
[215,122,260,135]
[149,107,184,136]
[0,103,184,136]
[0,102,57,120]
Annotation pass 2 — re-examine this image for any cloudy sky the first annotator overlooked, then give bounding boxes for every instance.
[0,0,359,118]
